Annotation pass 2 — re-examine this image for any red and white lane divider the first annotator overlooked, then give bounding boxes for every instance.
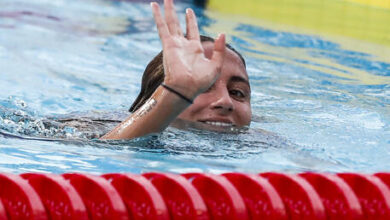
[0,172,389,219]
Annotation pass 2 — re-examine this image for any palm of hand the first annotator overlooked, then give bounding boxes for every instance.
[151,0,226,99]
[163,38,218,97]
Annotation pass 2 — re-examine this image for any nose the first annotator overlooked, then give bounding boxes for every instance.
[210,87,234,114]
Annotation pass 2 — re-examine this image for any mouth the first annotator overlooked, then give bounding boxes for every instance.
[172,118,243,133]
[198,120,235,128]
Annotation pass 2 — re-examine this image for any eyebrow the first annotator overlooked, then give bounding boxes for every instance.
[229,76,251,89]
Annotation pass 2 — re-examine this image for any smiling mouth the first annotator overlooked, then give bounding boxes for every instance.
[199,120,235,127]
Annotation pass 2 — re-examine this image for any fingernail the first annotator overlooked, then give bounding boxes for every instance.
[218,33,225,41]
[186,8,190,14]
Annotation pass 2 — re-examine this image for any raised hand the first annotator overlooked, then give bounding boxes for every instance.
[101,0,227,140]
[151,0,226,100]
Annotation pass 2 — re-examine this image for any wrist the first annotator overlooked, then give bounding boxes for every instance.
[162,79,199,101]
[160,83,193,104]
[152,85,192,110]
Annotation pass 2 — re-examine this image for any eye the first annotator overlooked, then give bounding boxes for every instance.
[229,89,245,99]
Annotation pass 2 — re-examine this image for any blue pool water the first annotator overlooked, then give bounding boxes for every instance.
[0,0,389,174]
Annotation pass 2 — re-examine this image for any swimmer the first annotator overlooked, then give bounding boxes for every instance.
[101,0,251,140]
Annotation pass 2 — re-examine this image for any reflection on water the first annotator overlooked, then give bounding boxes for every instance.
[0,0,389,173]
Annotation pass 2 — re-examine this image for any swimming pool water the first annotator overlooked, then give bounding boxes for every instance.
[0,0,389,174]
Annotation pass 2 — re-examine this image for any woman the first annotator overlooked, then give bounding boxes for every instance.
[101,0,251,140]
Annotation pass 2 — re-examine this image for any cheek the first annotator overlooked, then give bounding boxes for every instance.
[235,103,252,125]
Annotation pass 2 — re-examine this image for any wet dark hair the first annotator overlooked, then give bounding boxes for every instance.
[129,35,246,113]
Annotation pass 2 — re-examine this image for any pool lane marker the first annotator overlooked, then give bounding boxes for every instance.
[21,173,89,220]
[143,172,209,220]
[1,172,390,219]
[338,173,390,220]
[102,173,170,220]
[62,173,129,220]
[0,200,5,220]
[223,173,288,220]
[300,173,363,220]
[0,173,48,220]
[374,172,390,189]
[183,173,249,220]
[260,172,327,220]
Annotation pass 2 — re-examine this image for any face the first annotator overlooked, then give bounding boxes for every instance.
[177,41,252,129]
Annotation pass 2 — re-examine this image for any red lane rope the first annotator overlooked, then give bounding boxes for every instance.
[183,173,248,220]
[0,172,389,220]
[143,172,209,220]
[21,173,88,220]
[62,173,129,220]
[222,173,287,220]
[102,173,169,220]
[337,173,390,219]
[299,173,363,220]
[0,173,47,220]
[260,172,326,220]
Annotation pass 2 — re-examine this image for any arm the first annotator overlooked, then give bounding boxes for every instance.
[101,85,190,139]
[101,0,225,140]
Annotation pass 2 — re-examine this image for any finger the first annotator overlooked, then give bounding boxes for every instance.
[211,34,226,70]
[185,8,200,41]
[151,2,170,45]
[164,0,183,36]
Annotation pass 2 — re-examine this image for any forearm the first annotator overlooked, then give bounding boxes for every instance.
[100,85,191,140]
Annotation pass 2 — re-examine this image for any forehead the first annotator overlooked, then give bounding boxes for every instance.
[202,41,248,81]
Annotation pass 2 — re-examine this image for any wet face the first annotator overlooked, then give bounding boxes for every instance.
[177,41,251,129]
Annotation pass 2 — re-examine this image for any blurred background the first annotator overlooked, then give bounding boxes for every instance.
[205,0,390,47]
